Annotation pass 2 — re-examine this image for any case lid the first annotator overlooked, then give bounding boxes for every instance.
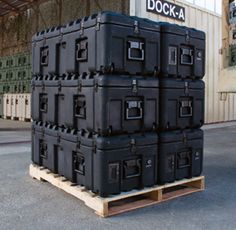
[95,132,158,150]
[160,129,203,143]
[96,74,159,88]
[62,11,160,35]
[44,123,59,137]
[33,26,62,42]
[62,18,82,34]
[97,11,160,31]
[59,128,78,142]
[159,22,205,40]
[32,121,44,132]
[160,78,205,90]
[60,74,95,87]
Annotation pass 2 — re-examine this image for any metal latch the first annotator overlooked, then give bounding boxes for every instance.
[80,22,84,35]
[134,20,139,34]
[132,79,137,93]
[96,17,101,30]
[184,81,189,94]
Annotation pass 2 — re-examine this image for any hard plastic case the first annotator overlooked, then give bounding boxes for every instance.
[159,78,205,130]
[159,22,205,78]
[32,11,161,77]
[158,129,203,184]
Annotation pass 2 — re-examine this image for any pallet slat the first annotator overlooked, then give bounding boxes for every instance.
[29,164,205,217]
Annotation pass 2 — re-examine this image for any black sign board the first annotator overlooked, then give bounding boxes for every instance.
[146,0,186,22]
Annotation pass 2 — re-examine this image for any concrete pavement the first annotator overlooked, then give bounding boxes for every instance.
[0,126,235,230]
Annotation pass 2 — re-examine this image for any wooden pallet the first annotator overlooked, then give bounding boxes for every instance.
[29,164,205,217]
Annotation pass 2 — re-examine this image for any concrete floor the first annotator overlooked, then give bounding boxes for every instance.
[0,125,236,230]
[0,118,31,131]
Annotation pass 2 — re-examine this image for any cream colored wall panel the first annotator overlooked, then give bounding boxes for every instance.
[19,94,31,121]
[3,94,12,118]
[207,14,215,123]
[213,15,221,122]
[11,94,20,119]
[130,0,234,123]
[233,94,236,120]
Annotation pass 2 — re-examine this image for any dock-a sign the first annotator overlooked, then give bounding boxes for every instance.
[147,0,186,22]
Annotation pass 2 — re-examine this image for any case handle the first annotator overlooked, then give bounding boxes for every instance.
[76,40,88,61]
[128,41,144,61]
[40,97,48,113]
[180,100,193,118]
[181,48,193,65]
[168,46,177,65]
[108,163,120,183]
[126,100,143,120]
[41,48,49,66]
[74,154,85,175]
[177,151,191,169]
[123,159,141,179]
[40,142,48,159]
[74,98,86,119]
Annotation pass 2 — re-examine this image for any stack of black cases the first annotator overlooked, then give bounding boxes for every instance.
[31,11,205,197]
[158,22,205,184]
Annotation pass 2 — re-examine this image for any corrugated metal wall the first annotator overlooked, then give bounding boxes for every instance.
[130,0,236,123]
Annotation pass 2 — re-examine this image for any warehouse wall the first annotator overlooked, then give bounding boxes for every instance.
[0,0,129,56]
[130,0,236,124]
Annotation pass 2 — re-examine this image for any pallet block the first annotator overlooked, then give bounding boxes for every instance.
[29,164,205,217]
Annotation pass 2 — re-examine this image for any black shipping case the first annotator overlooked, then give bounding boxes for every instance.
[32,11,161,77]
[159,22,205,78]
[159,78,205,131]
[58,74,159,134]
[92,132,158,197]
[158,129,203,184]
[57,128,93,190]
[31,76,59,124]
[32,27,62,77]
[31,122,59,173]
[31,74,159,134]
[53,130,158,197]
